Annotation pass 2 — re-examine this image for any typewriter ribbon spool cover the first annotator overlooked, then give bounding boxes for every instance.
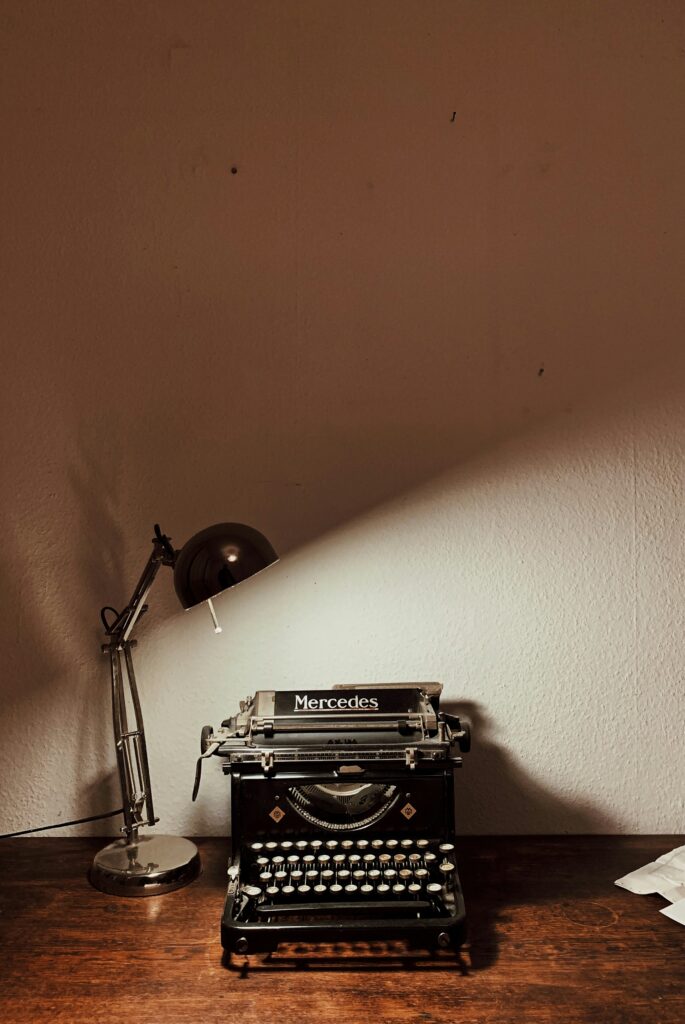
[197,682,470,955]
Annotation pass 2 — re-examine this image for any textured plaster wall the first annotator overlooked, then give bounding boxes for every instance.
[1,1,684,838]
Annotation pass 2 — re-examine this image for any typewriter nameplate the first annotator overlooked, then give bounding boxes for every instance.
[273,689,421,716]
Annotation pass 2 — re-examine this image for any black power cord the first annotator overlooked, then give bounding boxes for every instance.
[0,807,123,839]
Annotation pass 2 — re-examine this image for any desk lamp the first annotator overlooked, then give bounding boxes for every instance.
[89,522,278,896]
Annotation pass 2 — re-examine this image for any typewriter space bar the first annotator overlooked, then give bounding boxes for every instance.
[256,900,432,915]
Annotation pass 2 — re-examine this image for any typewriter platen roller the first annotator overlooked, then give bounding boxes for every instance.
[199,682,470,955]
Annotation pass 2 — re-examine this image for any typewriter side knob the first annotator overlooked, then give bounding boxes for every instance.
[235,936,249,954]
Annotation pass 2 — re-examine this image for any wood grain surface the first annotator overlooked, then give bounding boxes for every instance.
[0,836,683,1024]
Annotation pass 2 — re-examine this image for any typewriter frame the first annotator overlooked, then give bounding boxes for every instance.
[208,684,471,954]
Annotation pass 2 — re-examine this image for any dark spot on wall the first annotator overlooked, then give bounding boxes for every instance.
[538,367,545,377]
[230,166,238,175]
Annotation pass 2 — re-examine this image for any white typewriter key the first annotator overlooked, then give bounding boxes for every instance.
[377,883,390,894]
[416,839,430,848]
[259,871,273,882]
[256,856,269,866]
[291,870,304,882]
[338,869,350,880]
[353,869,365,881]
[322,869,334,881]
[393,853,406,864]
[280,840,294,850]
[344,883,358,893]
[266,885,280,896]
[386,839,399,849]
[295,840,308,851]
[250,842,264,852]
[348,853,361,863]
[427,883,443,895]
[371,839,384,849]
[424,852,437,864]
[363,853,375,863]
[415,868,429,880]
[272,855,285,865]
[330,883,343,894]
[341,839,354,849]
[356,839,369,850]
[317,853,330,864]
[439,843,455,854]
[368,869,381,880]
[242,885,262,898]
[274,870,287,881]
[282,885,295,896]
[399,868,412,880]
[297,884,312,894]
[361,883,373,895]
[265,841,278,851]
[439,861,456,874]
[325,840,339,850]
[400,838,413,848]
[408,853,421,863]
[305,870,318,881]
[311,839,323,851]
[287,855,299,865]
[333,853,346,864]
[383,869,397,881]
[408,882,422,894]
[378,853,391,864]
[314,884,326,894]
[392,883,406,894]
[303,854,315,864]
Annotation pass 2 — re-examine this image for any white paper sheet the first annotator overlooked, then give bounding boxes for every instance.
[615,844,685,927]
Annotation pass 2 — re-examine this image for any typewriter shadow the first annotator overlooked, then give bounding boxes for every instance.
[443,700,618,971]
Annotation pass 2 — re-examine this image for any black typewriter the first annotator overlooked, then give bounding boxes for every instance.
[196,682,470,955]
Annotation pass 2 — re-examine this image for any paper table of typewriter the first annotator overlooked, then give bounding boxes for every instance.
[197,683,471,954]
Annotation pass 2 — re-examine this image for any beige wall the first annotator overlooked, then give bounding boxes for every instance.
[1,0,684,836]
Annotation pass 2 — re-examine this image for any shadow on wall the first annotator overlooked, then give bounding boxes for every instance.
[444,701,616,835]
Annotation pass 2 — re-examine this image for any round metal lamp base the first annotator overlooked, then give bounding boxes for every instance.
[89,834,201,897]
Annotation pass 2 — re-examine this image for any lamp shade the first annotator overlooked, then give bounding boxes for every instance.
[173,523,278,609]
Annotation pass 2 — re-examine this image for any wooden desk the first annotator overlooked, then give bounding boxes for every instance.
[0,836,683,1023]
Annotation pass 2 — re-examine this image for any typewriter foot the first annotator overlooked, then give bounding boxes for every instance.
[437,932,451,948]
[235,937,249,954]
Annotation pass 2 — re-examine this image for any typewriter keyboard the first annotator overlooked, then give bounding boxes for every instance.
[237,837,459,916]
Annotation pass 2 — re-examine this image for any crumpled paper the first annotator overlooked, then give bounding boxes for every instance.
[615,844,685,925]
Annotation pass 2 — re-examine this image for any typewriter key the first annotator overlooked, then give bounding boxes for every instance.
[427,883,443,897]
[439,860,456,874]
[311,839,323,851]
[272,855,285,865]
[356,839,369,850]
[259,871,272,882]
[274,870,287,881]
[338,869,351,880]
[281,885,295,896]
[416,839,430,848]
[265,841,278,851]
[256,856,269,867]
[392,883,406,894]
[317,853,330,864]
[377,883,390,894]
[393,853,406,864]
[383,868,397,881]
[242,885,262,898]
[330,883,343,894]
[303,854,315,864]
[341,839,354,850]
[333,853,346,864]
[291,870,304,882]
[408,882,421,894]
[297,884,312,895]
[348,853,361,863]
[386,839,399,849]
[325,840,338,850]
[265,885,279,897]
[439,843,455,854]
[321,869,334,881]
[400,838,413,848]
[353,869,365,881]
[368,869,381,880]
[399,868,412,880]
[295,840,308,851]
[408,853,421,863]
[363,853,375,863]
[344,883,358,894]
[250,842,264,852]
[305,869,318,881]
[424,852,437,864]
[286,854,299,865]
[314,884,326,894]
[361,883,373,894]
[415,868,429,879]
[378,853,391,864]
[280,840,294,851]
[371,839,384,849]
